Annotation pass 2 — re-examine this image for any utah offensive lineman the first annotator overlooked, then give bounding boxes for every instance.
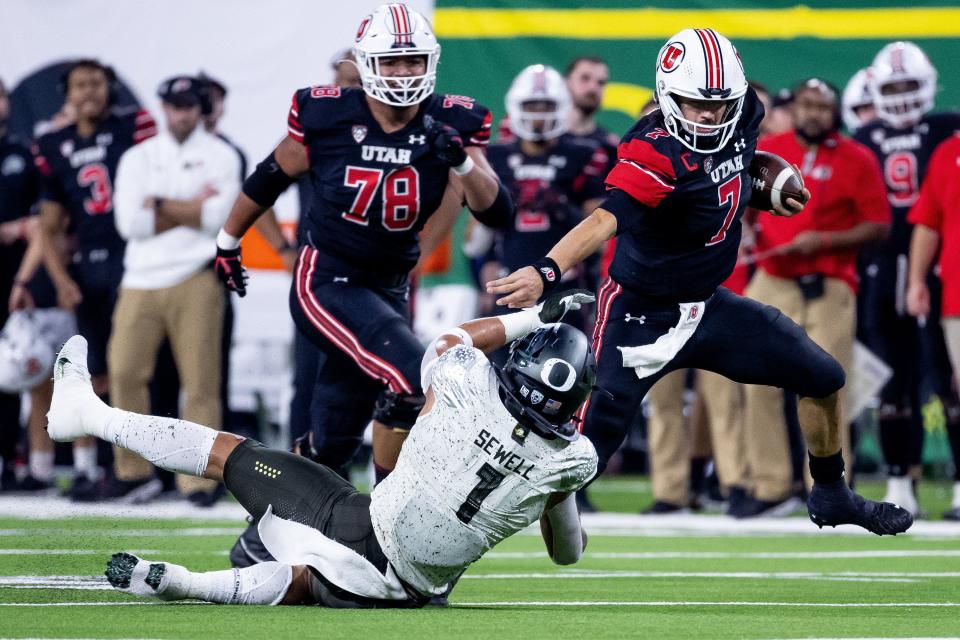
[214,4,509,487]
[853,42,960,516]
[46,291,597,607]
[489,28,913,535]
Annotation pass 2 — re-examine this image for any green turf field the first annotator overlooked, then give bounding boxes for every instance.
[1,477,958,639]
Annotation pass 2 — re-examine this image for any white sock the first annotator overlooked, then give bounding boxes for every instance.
[952,481,960,509]
[72,444,98,480]
[101,411,219,478]
[161,561,293,605]
[29,451,54,482]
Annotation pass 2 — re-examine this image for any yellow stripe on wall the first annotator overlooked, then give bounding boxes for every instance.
[434,7,960,39]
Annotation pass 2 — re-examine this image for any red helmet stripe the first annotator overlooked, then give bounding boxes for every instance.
[705,29,725,90]
[695,29,714,89]
[699,28,721,89]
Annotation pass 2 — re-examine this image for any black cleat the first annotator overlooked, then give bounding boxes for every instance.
[808,479,913,536]
[105,552,139,589]
[229,518,276,568]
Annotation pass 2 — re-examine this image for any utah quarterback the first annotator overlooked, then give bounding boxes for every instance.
[489,28,912,536]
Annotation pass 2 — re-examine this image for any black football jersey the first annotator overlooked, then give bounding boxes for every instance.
[0,134,39,224]
[854,112,960,255]
[488,136,608,272]
[288,87,492,275]
[603,88,764,302]
[34,107,156,251]
[564,125,620,174]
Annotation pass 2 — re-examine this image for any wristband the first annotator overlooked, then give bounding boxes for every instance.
[452,155,475,177]
[531,257,562,295]
[217,228,241,251]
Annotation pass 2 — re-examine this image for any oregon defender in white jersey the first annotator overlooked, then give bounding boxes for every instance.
[45,291,597,608]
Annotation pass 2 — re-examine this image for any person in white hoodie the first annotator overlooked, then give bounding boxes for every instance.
[110,75,240,502]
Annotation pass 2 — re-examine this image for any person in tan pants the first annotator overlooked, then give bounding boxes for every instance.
[741,79,889,517]
[110,76,240,503]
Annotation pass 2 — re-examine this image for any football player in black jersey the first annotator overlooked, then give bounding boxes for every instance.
[491,28,912,536]
[853,41,960,516]
[15,60,157,500]
[485,64,607,338]
[214,3,508,487]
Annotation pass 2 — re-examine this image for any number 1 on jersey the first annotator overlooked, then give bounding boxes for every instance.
[343,165,421,231]
[456,462,506,524]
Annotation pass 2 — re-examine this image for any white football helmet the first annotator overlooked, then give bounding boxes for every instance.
[352,3,440,108]
[654,28,748,153]
[505,64,571,142]
[868,41,937,128]
[842,68,874,132]
[0,309,77,393]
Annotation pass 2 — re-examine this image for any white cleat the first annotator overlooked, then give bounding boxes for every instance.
[883,476,920,517]
[105,552,189,601]
[47,335,109,442]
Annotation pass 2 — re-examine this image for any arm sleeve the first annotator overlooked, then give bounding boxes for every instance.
[287,91,306,145]
[600,188,654,236]
[852,148,892,225]
[133,109,158,144]
[113,146,156,240]
[32,143,67,206]
[907,144,946,230]
[200,146,243,235]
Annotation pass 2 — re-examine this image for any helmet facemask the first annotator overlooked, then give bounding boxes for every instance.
[354,49,439,108]
[658,90,744,154]
[511,99,569,142]
[873,78,934,128]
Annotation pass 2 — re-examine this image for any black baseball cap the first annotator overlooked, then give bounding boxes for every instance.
[157,75,202,107]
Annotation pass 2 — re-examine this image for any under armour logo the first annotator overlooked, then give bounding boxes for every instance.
[625,313,645,324]
[333,276,349,283]
[409,134,426,145]
[734,138,746,152]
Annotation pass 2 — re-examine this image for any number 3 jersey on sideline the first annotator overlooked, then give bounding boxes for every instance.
[370,344,597,596]
[602,88,764,303]
[288,86,491,276]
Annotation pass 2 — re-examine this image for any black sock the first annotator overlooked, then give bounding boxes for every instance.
[374,462,392,485]
[947,411,960,483]
[879,415,913,477]
[809,450,845,484]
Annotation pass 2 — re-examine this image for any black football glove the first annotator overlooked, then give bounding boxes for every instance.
[537,289,595,324]
[423,114,468,168]
[215,245,248,297]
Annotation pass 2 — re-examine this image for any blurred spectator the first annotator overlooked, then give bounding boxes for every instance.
[854,41,960,515]
[645,369,690,512]
[906,133,960,520]
[564,55,619,167]
[22,60,156,499]
[742,78,890,516]
[110,75,240,504]
[764,88,795,136]
[841,68,876,133]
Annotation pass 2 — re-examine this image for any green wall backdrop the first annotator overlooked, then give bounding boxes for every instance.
[433,1,960,136]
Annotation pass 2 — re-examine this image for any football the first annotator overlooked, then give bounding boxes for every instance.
[748,151,806,213]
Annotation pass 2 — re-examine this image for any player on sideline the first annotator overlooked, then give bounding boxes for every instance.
[214,4,508,487]
[46,291,597,607]
[488,28,913,535]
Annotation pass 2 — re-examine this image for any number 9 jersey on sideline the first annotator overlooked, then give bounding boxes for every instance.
[288,86,491,275]
[369,344,597,596]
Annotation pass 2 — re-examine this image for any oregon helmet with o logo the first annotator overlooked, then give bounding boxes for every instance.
[495,323,596,441]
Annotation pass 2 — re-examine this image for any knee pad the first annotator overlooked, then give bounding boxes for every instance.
[372,390,426,430]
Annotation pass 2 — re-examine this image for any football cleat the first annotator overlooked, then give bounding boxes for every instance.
[105,552,187,601]
[807,479,913,536]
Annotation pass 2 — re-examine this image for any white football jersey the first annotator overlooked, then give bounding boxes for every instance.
[369,345,597,596]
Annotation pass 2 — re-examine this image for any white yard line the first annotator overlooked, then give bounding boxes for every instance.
[456,601,960,608]
[485,550,960,559]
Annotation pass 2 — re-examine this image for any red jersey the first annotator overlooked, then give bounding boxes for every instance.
[753,131,890,292]
[907,134,960,317]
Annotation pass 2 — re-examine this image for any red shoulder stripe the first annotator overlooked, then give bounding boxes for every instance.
[617,138,676,181]
[605,159,674,208]
[133,109,157,144]
[287,91,305,143]
[467,110,493,146]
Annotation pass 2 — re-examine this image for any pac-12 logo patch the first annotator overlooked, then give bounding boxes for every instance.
[352,125,368,144]
[660,42,685,73]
